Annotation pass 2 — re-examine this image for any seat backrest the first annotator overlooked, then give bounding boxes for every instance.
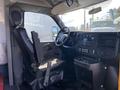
[13,27,36,64]
[31,31,44,64]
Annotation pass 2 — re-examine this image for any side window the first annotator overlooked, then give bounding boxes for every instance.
[24,12,60,42]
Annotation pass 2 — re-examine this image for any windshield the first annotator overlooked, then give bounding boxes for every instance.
[59,0,120,32]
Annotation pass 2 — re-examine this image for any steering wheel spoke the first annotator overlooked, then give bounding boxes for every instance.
[55,27,70,46]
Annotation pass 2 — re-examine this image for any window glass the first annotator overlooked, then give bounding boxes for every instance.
[59,0,120,32]
[24,12,60,42]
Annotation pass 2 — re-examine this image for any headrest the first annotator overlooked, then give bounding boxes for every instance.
[9,6,23,27]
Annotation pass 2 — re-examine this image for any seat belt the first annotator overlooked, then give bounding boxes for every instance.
[31,31,44,64]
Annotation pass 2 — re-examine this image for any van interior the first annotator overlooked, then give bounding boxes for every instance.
[0,0,119,90]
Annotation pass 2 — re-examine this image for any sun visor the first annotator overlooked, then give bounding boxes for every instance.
[51,0,108,15]
[51,1,79,15]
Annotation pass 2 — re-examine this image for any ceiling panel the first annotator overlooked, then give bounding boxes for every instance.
[52,0,109,15]
[10,0,52,7]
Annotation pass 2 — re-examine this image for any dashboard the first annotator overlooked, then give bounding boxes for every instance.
[64,32,120,64]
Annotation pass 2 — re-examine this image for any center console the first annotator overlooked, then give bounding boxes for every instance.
[74,57,106,90]
[70,32,120,90]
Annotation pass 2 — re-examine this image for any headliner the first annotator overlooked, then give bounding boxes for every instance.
[9,0,109,15]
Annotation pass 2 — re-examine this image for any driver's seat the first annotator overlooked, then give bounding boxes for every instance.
[10,6,64,90]
[9,6,37,84]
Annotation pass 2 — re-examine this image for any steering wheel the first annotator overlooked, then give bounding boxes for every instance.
[55,27,70,46]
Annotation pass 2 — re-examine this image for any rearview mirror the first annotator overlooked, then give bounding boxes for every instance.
[89,7,102,14]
